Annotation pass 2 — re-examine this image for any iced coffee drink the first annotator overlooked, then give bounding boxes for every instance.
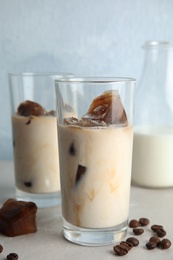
[12,100,60,194]
[58,91,133,229]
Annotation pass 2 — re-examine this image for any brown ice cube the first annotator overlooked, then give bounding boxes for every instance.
[82,90,127,125]
[0,199,37,237]
[17,100,46,117]
[78,118,107,127]
[64,117,107,127]
[64,117,79,125]
[47,110,56,116]
[75,165,87,185]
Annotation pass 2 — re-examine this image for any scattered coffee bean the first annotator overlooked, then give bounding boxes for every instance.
[139,217,150,226]
[146,241,157,250]
[126,237,139,247]
[151,224,163,232]
[149,236,161,245]
[120,241,133,250]
[0,244,3,253]
[159,239,171,249]
[113,240,134,256]
[113,244,128,256]
[155,227,166,238]
[129,219,139,228]
[7,253,18,260]
[113,218,172,256]
[133,228,144,235]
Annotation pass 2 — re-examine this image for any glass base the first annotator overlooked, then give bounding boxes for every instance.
[63,218,128,246]
[15,188,61,208]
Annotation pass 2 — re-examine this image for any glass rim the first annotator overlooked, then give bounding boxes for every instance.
[143,41,173,48]
[55,77,136,84]
[8,72,73,77]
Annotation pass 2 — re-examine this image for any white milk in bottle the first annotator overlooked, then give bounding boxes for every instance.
[132,41,173,188]
[132,126,173,187]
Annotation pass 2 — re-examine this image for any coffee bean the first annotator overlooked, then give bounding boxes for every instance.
[146,241,157,250]
[120,241,133,250]
[156,228,166,238]
[159,239,171,249]
[151,224,163,232]
[126,237,139,247]
[129,219,139,228]
[133,228,144,235]
[7,253,18,260]
[149,236,161,245]
[113,245,128,256]
[0,244,3,253]
[139,217,150,226]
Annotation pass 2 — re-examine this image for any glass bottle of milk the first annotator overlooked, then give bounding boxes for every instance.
[132,41,173,188]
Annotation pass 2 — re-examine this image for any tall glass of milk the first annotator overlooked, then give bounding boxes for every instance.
[132,41,173,188]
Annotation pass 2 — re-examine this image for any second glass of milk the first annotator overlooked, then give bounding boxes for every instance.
[9,72,73,208]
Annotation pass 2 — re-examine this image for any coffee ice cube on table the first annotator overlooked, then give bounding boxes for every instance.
[0,199,37,237]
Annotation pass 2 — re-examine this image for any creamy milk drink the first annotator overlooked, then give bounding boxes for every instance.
[58,91,133,228]
[12,100,60,194]
[55,77,135,245]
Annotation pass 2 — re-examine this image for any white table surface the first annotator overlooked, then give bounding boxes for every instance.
[0,161,173,260]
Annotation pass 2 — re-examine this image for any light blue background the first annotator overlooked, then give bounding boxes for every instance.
[0,0,173,159]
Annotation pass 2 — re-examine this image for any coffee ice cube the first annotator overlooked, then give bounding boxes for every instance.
[0,199,37,237]
[75,165,87,185]
[82,90,127,125]
[17,100,46,117]
[69,141,77,156]
[78,118,107,127]
[64,117,79,125]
